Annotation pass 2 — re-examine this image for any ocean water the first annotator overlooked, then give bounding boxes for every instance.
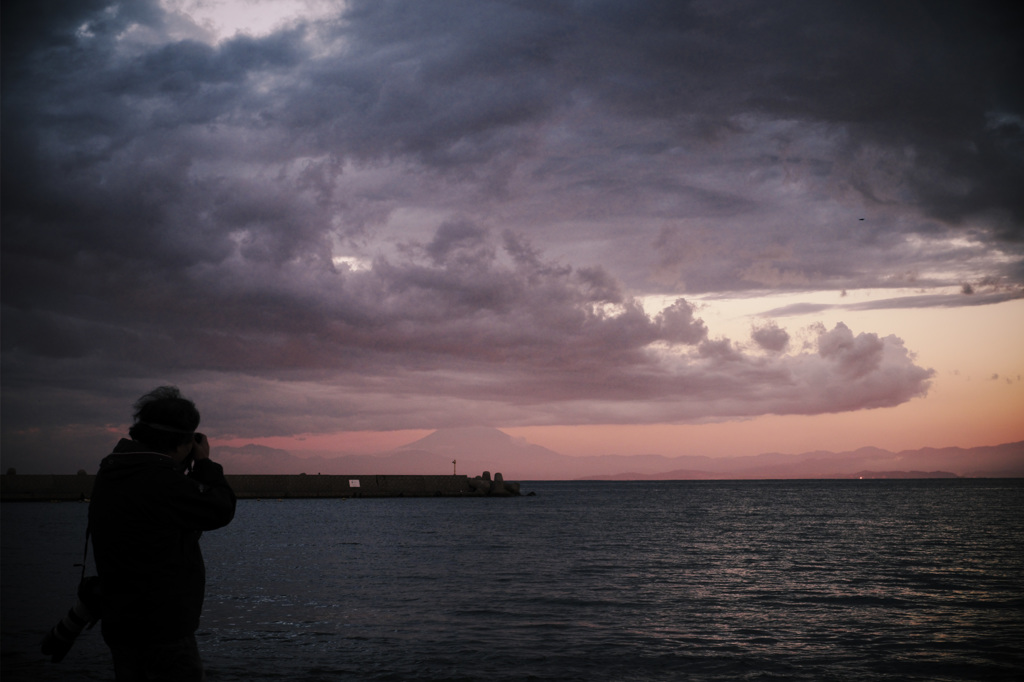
[3,479,1023,681]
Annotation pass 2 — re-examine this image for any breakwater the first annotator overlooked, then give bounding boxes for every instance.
[1,472,523,501]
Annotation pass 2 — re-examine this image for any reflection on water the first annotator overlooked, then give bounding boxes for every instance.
[3,480,1023,681]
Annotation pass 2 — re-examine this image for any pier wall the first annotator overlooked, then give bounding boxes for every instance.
[1,474,95,501]
[225,474,477,498]
[1,474,490,501]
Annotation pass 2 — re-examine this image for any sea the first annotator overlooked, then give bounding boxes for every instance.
[3,479,1023,681]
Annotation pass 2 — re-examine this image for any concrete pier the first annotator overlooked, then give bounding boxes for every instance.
[1,473,520,501]
[225,474,482,499]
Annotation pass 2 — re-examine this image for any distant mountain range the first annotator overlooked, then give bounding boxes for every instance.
[215,427,1024,480]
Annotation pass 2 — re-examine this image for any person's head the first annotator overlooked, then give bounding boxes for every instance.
[128,386,200,455]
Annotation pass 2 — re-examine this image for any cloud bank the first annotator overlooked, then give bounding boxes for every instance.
[3,0,1017,467]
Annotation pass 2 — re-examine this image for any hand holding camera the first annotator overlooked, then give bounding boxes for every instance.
[192,432,210,462]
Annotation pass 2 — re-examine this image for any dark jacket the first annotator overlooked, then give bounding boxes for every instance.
[88,439,236,644]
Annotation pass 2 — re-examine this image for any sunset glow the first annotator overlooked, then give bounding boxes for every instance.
[2,1,1021,475]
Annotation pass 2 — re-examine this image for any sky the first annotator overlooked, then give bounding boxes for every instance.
[2,0,1022,474]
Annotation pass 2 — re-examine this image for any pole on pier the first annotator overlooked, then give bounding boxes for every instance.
[452,459,456,475]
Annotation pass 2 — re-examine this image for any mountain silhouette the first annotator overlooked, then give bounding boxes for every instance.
[399,426,532,454]
[214,428,1024,479]
[397,427,572,478]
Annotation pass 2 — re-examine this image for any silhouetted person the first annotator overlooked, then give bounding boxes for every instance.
[89,386,236,681]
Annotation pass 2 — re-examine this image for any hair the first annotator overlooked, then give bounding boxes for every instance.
[127,386,200,453]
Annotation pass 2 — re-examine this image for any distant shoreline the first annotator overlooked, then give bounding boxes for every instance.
[5,472,1021,502]
[578,470,964,481]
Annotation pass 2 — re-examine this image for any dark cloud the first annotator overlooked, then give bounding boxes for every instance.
[4,1,1022,287]
[323,0,1024,237]
[1,222,933,442]
[3,0,1013,470]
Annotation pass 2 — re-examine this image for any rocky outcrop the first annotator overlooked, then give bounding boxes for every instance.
[469,471,521,497]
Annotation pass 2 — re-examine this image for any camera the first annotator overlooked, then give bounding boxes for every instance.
[41,576,102,662]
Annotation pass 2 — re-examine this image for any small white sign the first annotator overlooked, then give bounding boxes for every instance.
[349,479,360,487]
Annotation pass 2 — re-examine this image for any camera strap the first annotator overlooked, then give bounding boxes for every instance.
[74,525,91,583]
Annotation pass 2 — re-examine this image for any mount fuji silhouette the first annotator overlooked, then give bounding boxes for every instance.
[214,427,1024,479]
